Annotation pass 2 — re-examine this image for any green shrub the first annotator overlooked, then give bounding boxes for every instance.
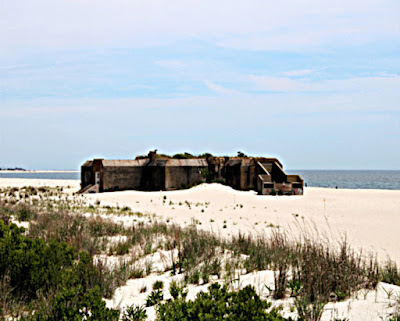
[110,241,131,255]
[0,221,76,301]
[287,279,302,297]
[144,242,152,255]
[381,260,400,285]
[0,219,123,318]
[146,289,163,307]
[122,305,147,321]
[294,294,326,321]
[153,280,164,291]
[186,269,200,285]
[200,265,211,284]
[200,167,212,183]
[157,283,292,321]
[172,153,190,159]
[15,206,37,221]
[31,285,119,321]
[169,280,186,300]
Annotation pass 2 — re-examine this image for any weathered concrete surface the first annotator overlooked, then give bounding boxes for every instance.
[80,151,303,194]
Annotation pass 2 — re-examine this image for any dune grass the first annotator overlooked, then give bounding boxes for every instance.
[0,186,399,320]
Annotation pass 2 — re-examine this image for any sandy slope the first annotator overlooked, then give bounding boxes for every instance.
[84,183,400,263]
[108,268,400,321]
[88,183,399,320]
[2,178,400,320]
[1,178,399,261]
[0,178,80,189]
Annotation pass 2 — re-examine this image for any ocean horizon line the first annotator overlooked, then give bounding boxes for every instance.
[37,168,400,171]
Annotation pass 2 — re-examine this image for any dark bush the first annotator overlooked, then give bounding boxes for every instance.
[122,305,147,321]
[16,205,37,221]
[146,289,163,307]
[157,283,291,321]
[0,220,120,319]
[0,221,75,300]
[30,286,119,321]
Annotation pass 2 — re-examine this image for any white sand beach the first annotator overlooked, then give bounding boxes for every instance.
[83,183,400,263]
[2,178,400,320]
[1,178,399,262]
[86,183,400,320]
[0,178,80,189]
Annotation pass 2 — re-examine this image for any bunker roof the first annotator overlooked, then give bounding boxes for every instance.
[148,159,168,166]
[148,159,207,167]
[226,158,255,166]
[166,159,208,167]
[254,157,283,168]
[102,159,149,167]
[82,160,93,167]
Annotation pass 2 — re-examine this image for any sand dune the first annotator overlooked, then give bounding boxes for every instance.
[85,183,400,263]
[2,178,400,320]
[1,177,399,261]
[0,178,80,189]
[1,177,399,262]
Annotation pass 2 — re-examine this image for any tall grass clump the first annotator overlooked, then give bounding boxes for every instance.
[178,225,221,281]
[381,260,400,286]
[229,233,274,272]
[228,229,381,320]
[1,186,399,321]
[29,211,124,256]
[291,235,379,321]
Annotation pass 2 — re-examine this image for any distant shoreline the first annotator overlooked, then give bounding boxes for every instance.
[0,170,79,173]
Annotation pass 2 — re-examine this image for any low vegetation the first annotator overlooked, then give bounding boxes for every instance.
[157,283,290,321]
[0,186,400,320]
[0,221,120,320]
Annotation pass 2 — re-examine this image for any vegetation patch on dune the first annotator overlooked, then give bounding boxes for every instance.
[0,186,400,320]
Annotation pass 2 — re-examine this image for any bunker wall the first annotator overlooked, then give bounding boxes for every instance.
[165,166,205,190]
[270,163,287,183]
[143,166,166,190]
[225,164,241,189]
[240,164,255,190]
[102,166,144,191]
[81,166,93,189]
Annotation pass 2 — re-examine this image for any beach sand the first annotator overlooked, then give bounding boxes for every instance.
[0,178,80,189]
[1,178,399,261]
[82,183,400,263]
[2,178,400,320]
[86,183,400,320]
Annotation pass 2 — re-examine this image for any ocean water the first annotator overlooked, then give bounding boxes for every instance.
[287,170,400,190]
[0,170,399,190]
[0,172,80,180]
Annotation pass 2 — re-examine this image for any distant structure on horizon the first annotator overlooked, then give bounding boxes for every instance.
[0,167,26,171]
[79,151,303,195]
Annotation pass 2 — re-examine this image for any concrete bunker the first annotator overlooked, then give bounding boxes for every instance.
[80,151,303,195]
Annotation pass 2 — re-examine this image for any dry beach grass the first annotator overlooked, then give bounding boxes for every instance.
[0,178,400,320]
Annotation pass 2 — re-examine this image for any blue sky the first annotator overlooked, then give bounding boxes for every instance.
[1,0,399,170]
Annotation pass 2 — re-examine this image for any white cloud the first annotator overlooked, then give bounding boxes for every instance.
[1,77,399,119]
[203,81,239,95]
[154,60,187,69]
[281,69,315,77]
[250,74,400,97]
[251,76,308,92]
[1,0,399,52]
